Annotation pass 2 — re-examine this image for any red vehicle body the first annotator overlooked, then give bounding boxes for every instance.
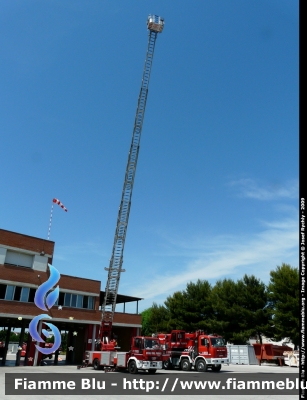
[253,343,293,366]
[0,341,5,358]
[20,343,27,357]
[157,330,229,372]
[85,336,163,374]
[20,342,60,358]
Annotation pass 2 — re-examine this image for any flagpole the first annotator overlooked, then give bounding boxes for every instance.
[47,202,54,240]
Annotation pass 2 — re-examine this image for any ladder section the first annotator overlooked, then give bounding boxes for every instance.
[99,16,163,341]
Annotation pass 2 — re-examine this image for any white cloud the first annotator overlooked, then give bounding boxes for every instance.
[130,215,298,305]
[228,178,298,200]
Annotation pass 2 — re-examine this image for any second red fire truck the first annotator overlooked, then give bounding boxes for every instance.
[157,330,229,372]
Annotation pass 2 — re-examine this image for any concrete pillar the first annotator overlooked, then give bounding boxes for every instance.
[33,321,42,366]
[91,325,96,351]
[15,320,26,366]
[54,349,59,365]
[1,325,11,366]
[72,333,76,365]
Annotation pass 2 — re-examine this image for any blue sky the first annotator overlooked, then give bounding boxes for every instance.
[1,1,299,313]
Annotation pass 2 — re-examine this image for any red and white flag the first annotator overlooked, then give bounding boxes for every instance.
[52,198,68,212]
[47,198,68,240]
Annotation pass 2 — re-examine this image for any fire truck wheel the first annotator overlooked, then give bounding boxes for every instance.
[212,365,221,372]
[180,359,191,371]
[128,361,138,374]
[148,369,157,374]
[93,359,100,370]
[195,359,207,372]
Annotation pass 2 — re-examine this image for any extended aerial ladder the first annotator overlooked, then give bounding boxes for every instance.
[98,15,164,348]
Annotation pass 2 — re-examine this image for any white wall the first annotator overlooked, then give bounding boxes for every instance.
[32,254,48,272]
[0,247,7,264]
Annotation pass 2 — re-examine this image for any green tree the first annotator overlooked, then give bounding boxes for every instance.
[150,303,170,333]
[209,278,240,343]
[164,290,187,330]
[141,303,170,335]
[60,333,67,352]
[181,279,213,331]
[164,279,213,331]
[267,263,299,347]
[0,330,26,343]
[234,275,273,343]
[209,275,272,344]
[141,308,152,336]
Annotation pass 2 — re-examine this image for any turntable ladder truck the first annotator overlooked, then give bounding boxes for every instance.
[87,17,164,374]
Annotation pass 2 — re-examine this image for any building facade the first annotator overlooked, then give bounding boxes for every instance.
[0,229,142,366]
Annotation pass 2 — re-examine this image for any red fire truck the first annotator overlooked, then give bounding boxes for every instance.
[85,336,163,374]
[157,330,229,372]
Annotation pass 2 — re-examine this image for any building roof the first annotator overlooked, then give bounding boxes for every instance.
[0,229,55,256]
[100,291,143,305]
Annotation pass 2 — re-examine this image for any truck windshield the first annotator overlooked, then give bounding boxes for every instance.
[210,338,225,347]
[144,339,160,349]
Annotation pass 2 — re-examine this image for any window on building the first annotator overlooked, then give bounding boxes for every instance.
[58,292,65,306]
[13,286,22,301]
[0,284,6,299]
[5,285,15,300]
[88,296,94,310]
[71,294,77,307]
[5,250,33,268]
[64,293,71,307]
[0,285,33,302]
[83,296,88,309]
[28,288,36,303]
[77,294,83,308]
[0,282,96,310]
[20,287,30,302]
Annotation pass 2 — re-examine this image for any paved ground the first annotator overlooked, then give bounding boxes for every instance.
[0,358,299,400]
